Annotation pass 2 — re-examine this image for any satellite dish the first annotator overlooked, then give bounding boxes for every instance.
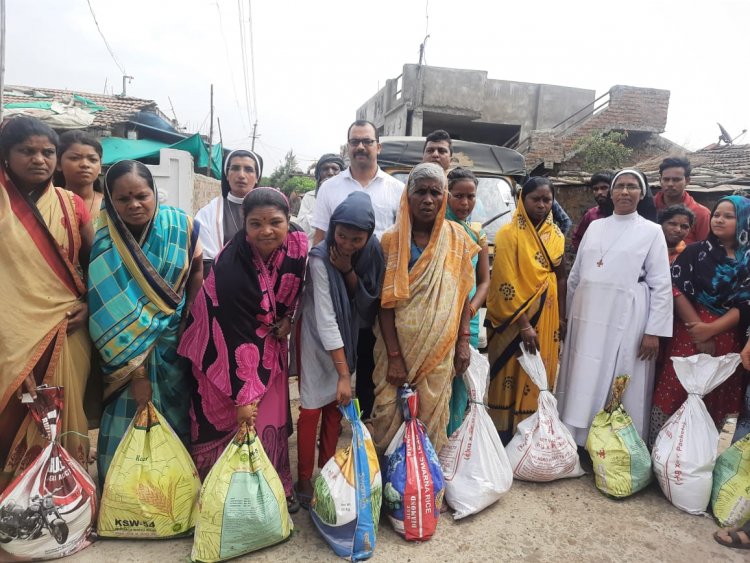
[718,122,733,145]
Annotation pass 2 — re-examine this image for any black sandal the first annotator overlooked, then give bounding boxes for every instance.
[714,524,750,550]
[286,493,301,514]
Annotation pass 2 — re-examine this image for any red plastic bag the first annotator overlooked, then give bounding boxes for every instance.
[0,386,97,561]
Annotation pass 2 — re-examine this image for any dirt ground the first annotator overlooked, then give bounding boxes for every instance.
[66,379,746,563]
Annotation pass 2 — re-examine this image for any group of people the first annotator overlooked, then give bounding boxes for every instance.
[1,114,749,549]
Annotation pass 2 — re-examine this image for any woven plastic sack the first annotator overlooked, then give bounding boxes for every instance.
[383,386,444,541]
[0,386,97,561]
[98,402,200,538]
[311,401,381,561]
[586,375,652,498]
[711,432,750,527]
[191,423,292,562]
[506,348,584,481]
[439,348,512,518]
[652,353,741,514]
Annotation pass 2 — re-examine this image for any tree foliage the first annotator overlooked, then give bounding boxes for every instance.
[573,131,633,172]
[267,149,315,194]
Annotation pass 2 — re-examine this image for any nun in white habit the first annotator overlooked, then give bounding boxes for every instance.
[194,149,263,275]
[556,169,673,445]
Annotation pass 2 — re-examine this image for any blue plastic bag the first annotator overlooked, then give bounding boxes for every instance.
[310,401,381,560]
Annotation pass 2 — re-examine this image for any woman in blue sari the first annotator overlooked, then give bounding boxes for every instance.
[88,160,203,480]
[445,167,490,435]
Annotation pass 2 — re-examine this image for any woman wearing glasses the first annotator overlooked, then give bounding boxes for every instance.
[556,169,673,447]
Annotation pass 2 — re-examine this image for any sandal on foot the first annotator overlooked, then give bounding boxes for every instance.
[286,493,301,514]
[293,482,313,510]
[714,525,750,550]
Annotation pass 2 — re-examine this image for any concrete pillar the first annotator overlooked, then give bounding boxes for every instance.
[411,108,424,137]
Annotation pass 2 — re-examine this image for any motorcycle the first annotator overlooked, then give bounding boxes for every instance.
[0,494,69,545]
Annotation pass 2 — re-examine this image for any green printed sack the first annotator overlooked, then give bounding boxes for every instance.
[586,376,652,498]
[711,433,750,527]
[98,402,201,538]
[191,423,292,562]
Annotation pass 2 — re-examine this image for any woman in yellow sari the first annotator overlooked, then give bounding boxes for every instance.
[370,162,479,454]
[0,117,93,492]
[486,177,566,444]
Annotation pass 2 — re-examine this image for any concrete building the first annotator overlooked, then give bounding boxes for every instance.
[357,64,682,175]
[356,64,595,147]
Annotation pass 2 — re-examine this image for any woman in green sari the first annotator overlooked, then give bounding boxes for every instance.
[445,167,490,435]
[87,160,203,480]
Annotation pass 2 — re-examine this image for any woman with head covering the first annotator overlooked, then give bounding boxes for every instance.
[368,162,479,454]
[556,169,673,446]
[0,116,93,492]
[294,191,384,505]
[295,153,345,244]
[194,148,263,275]
[649,195,750,445]
[88,159,203,480]
[178,187,308,512]
[485,177,566,444]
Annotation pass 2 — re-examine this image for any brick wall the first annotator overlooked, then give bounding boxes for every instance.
[523,85,671,171]
[193,173,221,215]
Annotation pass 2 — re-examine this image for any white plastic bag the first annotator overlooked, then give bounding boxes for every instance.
[439,348,512,519]
[652,353,741,514]
[506,348,584,481]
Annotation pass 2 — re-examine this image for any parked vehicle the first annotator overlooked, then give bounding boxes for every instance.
[378,136,526,252]
[0,495,69,545]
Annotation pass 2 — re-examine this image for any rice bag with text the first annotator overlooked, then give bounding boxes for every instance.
[98,402,200,538]
[383,386,444,541]
[311,400,381,561]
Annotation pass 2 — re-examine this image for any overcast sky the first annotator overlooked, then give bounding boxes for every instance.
[5,0,750,172]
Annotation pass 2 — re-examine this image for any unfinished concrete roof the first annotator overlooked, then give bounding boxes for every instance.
[3,84,158,128]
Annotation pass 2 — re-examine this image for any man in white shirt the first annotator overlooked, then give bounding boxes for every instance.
[310,120,404,419]
[312,120,404,244]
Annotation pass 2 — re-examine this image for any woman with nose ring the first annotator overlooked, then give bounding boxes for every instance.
[556,169,673,447]
[369,162,479,455]
[0,116,94,492]
[485,177,566,444]
[650,195,750,446]
[179,187,308,513]
[88,159,204,481]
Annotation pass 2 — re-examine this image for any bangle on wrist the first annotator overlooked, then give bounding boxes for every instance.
[460,330,471,337]
[469,305,477,317]
[520,326,533,332]
[343,267,354,276]
[387,350,401,358]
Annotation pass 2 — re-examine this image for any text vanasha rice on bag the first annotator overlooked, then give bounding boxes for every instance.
[98,402,201,538]
[0,386,97,561]
[383,386,445,541]
[439,348,512,519]
[652,353,742,515]
[310,400,381,561]
[506,347,584,482]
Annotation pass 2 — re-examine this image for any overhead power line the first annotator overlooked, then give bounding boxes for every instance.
[86,0,126,75]
[237,0,255,127]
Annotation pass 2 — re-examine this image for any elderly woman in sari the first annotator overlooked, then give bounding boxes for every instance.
[179,187,307,513]
[0,116,93,492]
[369,162,479,454]
[88,160,203,480]
[485,177,566,444]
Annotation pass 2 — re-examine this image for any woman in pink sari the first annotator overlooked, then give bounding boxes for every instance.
[178,187,307,512]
